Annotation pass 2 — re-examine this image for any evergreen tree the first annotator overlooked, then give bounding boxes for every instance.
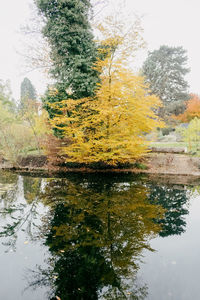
[142,45,190,107]
[148,184,189,237]
[35,0,99,99]
[20,77,37,102]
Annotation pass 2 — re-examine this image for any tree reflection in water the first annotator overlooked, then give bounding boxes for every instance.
[147,184,189,237]
[0,173,42,251]
[23,176,42,204]
[0,173,190,299]
[27,174,164,299]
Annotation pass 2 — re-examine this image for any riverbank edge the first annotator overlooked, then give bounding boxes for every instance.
[1,152,200,177]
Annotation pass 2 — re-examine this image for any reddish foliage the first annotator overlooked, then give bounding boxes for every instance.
[174,94,200,122]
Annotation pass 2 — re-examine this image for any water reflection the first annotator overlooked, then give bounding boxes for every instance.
[23,176,42,203]
[28,174,163,299]
[0,173,191,299]
[0,171,18,205]
[148,185,189,237]
[0,172,43,251]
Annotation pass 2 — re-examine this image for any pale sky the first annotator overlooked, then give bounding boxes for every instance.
[0,0,200,100]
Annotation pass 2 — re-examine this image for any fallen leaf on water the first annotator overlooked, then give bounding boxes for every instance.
[24,241,29,245]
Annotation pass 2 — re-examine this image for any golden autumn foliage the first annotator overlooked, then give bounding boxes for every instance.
[174,94,200,122]
[49,17,164,165]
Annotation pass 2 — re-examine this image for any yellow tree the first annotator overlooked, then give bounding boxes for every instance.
[50,17,164,165]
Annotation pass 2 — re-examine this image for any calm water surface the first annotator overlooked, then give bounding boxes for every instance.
[0,171,199,299]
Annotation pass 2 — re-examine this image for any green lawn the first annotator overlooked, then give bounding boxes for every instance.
[150,141,200,155]
[150,142,187,148]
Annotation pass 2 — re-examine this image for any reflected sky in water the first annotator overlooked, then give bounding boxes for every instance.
[139,192,200,300]
[0,171,199,299]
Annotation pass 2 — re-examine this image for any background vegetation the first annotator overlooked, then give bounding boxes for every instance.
[1,0,200,167]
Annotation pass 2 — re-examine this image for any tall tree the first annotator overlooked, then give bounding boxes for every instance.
[20,78,42,153]
[35,0,99,99]
[142,45,190,110]
[49,17,163,165]
[20,77,37,103]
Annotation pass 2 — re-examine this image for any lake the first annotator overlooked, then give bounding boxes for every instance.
[0,171,199,299]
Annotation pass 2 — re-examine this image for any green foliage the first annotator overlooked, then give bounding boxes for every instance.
[134,162,148,170]
[36,0,99,99]
[19,78,50,155]
[0,79,39,163]
[164,100,186,116]
[161,127,175,136]
[142,45,190,107]
[182,117,200,151]
[0,84,49,163]
[41,86,69,137]
[0,105,33,163]
[148,184,189,237]
[20,77,37,111]
[20,77,37,100]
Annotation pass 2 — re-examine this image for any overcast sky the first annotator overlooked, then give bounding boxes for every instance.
[0,0,200,100]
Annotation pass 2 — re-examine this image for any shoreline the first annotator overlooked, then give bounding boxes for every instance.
[1,152,200,186]
[1,152,200,177]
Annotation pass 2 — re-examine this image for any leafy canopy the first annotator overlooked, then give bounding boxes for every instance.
[20,77,37,101]
[36,0,99,99]
[50,17,164,165]
[142,45,190,105]
[20,77,37,114]
[174,94,200,122]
